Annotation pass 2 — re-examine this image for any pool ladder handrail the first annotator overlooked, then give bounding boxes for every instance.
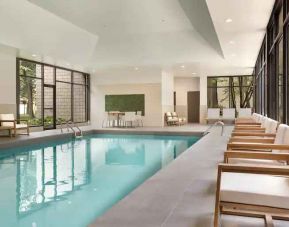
[203,120,225,136]
[60,120,83,138]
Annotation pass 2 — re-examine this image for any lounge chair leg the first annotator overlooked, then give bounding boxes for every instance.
[265,215,274,227]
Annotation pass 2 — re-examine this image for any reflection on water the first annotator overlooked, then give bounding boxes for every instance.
[16,140,91,217]
[0,134,198,227]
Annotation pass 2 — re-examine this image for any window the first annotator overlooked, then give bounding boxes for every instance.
[207,76,254,109]
[18,60,43,126]
[254,0,288,123]
[17,59,90,129]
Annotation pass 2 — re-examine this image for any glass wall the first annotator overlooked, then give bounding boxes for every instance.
[17,59,90,129]
[207,76,254,109]
[254,0,288,123]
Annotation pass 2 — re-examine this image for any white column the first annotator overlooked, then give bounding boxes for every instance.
[199,76,207,124]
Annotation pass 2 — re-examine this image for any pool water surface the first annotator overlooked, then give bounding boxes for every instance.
[0,133,199,227]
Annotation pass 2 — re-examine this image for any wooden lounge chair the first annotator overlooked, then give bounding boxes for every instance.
[165,112,178,126]
[233,116,269,133]
[225,124,289,166]
[228,124,288,150]
[0,114,29,136]
[235,113,262,125]
[238,108,252,118]
[171,112,186,125]
[214,164,289,227]
[221,108,235,123]
[206,108,220,124]
[232,118,279,138]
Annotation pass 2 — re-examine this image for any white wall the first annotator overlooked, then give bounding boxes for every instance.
[0,45,17,114]
[161,70,174,125]
[90,79,163,127]
[174,77,200,120]
[199,76,207,124]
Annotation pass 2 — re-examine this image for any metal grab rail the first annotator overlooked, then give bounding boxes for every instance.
[203,120,225,136]
[60,120,83,138]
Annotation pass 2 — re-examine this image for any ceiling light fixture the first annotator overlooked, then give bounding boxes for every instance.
[135,67,139,70]
[181,65,185,68]
[32,54,37,57]
[225,18,233,23]
[192,72,197,75]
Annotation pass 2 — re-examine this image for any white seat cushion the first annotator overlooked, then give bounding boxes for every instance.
[239,108,252,118]
[223,108,235,119]
[221,172,289,209]
[228,158,286,166]
[0,114,15,127]
[207,108,220,119]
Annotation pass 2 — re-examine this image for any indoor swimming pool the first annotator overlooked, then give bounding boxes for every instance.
[0,133,199,227]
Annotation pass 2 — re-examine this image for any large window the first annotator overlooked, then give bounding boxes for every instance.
[254,0,288,123]
[207,76,254,109]
[17,59,90,129]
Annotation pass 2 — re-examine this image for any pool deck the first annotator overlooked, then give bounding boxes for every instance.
[0,124,288,226]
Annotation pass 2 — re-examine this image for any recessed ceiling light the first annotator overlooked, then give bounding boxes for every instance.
[66,63,70,66]
[135,67,139,70]
[32,54,37,57]
[229,40,235,44]
[225,18,233,23]
[181,65,185,68]
[192,72,197,75]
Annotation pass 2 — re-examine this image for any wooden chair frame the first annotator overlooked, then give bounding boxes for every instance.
[0,119,29,136]
[224,150,289,164]
[227,143,289,152]
[214,164,289,227]
[229,137,275,144]
[231,132,276,138]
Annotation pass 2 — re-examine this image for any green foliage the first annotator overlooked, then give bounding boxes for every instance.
[20,115,67,127]
[105,94,145,115]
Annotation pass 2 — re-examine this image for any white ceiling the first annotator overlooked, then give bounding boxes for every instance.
[0,0,274,77]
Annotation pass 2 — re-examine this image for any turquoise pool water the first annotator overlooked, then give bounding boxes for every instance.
[0,133,199,227]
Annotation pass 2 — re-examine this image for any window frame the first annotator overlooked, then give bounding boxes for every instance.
[16,58,90,128]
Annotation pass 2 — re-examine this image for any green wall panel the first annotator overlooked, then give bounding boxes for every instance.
[105,94,145,115]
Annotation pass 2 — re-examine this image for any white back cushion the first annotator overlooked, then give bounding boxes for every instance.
[207,108,220,119]
[239,108,252,118]
[267,120,278,134]
[263,118,271,133]
[166,112,172,117]
[0,114,15,127]
[223,109,235,119]
[274,124,288,144]
[273,124,289,153]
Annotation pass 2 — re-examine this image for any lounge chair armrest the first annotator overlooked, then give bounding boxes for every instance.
[0,120,16,122]
[231,132,276,137]
[234,127,265,130]
[227,143,289,151]
[229,138,275,143]
[224,151,289,162]
[218,163,289,176]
